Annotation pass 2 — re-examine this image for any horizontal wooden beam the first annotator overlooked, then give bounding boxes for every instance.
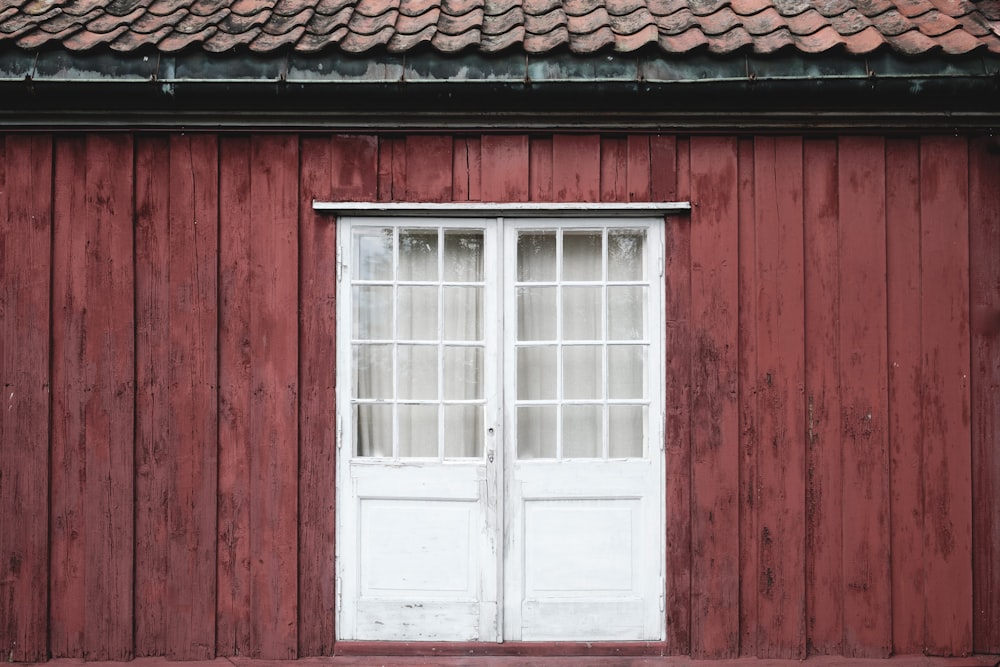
[312,201,691,216]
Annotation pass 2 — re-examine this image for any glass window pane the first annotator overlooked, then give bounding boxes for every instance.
[399,404,438,457]
[398,345,438,400]
[517,232,556,282]
[517,287,556,341]
[609,405,646,458]
[608,286,646,340]
[563,345,601,400]
[355,403,392,457]
[443,286,483,341]
[398,286,438,340]
[353,286,393,339]
[517,346,556,400]
[356,230,393,281]
[608,230,645,281]
[353,344,392,399]
[444,405,484,458]
[563,286,602,340]
[517,406,556,459]
[399,229,438,281]
[563,231,602,281]
[444,231,484,281]
[563,405,602,458]
[608,345,646,399]
[443,346,483,400]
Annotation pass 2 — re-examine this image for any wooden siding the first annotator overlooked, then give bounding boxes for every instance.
[0,132,997,661]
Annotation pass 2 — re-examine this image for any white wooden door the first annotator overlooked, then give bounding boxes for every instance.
[337,217,664,643]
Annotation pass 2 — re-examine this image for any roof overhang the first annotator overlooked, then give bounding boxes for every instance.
[1,48,998,131]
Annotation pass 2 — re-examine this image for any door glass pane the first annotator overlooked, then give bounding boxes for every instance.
[444,405,483,458]
[562,405,602,458]
[609,405,645,458]
[563,231,602,281]
[517,287,556,341]
[398,345,438,400]
[356,403,392,457]
[517,346,556,400]
[443,346,483,400]
[563,286,601,340]
[398,286,438,340]
[399,404,438,457]
[563,345,601,400]
[353,344,392,399]
[517,232,556,281]
[608,230,645,281]
[353,286,393,339]
[517,406,556,459]
[356,229,393,281]
[444,286,483,341]
[608,345,646,399]
[444,231,484,281]
[399,229,438,281]
[608,286,646,340]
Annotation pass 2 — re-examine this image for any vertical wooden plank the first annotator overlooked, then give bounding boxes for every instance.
[0,134,51,662]
[970,137,1000,654]
[529,137,553,202]
[83,134,135,661]
[218,136,253,657]
[754,136,806,659]
[482,135,529,202]
[133,136,171,657]
[737,137,758,658]
[661,136,691,655]
[651,136,677,204]
[886,138,924,655]
[838,136,891,658]
[50,136,87,658]
[600,136,627,202]
[626,135,651,202]
[405,136,452,201]
[164,134,219,660]
[920,136,973,656]
[802,138,843,655]
[553,135,600,202]
[248,135,299,659]
[688,137,740,658]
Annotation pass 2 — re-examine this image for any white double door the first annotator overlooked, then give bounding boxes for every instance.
[336,218,665,642]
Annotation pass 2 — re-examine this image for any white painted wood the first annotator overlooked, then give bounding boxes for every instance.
[337,216,665,643]
[314,201,692,216]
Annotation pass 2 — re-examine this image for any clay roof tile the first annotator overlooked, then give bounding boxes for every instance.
[842,22,885,48]
[480,20,522,46]
[109,21,171,46]
[523,21,567,48]
[482,5,521,34]
[62,20,128,45]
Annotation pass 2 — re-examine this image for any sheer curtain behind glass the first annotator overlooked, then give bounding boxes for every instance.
[353,227,484,458]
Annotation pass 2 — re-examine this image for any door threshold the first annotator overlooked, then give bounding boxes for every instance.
[333,641,667,657]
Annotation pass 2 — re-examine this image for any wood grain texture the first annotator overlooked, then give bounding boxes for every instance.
[83,134,135,660]
[600,136,627,201]
[50,136,88,658]
[919,137,973,657]
[885,138,924,655]
[969,137,1000,654]
[688,137,740,659]
[0,134,52,662]
[736,137,758,659]
[217,136,254,657]
[529,137,553,202]
[626,136,651,202]
[165,134,219,660]
[662,136,691,655]
[134,136,172,657]
[452,137,482,202]
[753,136,806,660]
[405,136,452,202]
[838,137,891,658]
[248,136,300,659]
[802,139,842,656]
[482,135,529,202]
[553,135,600,202]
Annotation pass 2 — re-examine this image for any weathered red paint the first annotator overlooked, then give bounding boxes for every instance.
[1,132,997,662]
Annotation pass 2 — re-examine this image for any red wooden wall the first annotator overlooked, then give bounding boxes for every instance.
[0,132,998,661]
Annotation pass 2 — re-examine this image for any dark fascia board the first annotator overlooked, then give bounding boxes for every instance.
[0,47,998,130]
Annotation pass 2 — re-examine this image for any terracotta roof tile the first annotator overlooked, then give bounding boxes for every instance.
[0,0,997,57]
